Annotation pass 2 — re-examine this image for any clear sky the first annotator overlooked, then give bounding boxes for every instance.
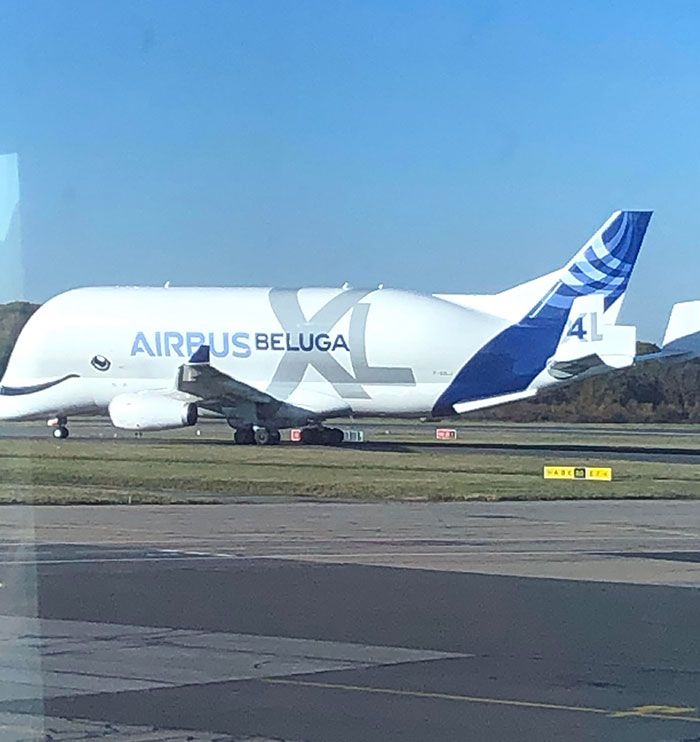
[1,0,699,341]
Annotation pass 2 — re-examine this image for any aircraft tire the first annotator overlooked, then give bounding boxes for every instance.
[300,427,343,446]
[326,427,344,446]
[254,427,273,446]
[234,428,256,445]
[300,428,320,445]
[53,426,69,440]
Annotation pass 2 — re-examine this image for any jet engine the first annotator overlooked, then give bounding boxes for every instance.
[108,393,198,431]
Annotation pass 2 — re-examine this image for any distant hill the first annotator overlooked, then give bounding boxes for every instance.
[0,302,697,422]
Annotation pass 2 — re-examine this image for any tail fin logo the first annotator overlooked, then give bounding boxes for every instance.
[530,211,652,318]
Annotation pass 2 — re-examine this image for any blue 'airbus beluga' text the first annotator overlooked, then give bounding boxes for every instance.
[130,331,351,358]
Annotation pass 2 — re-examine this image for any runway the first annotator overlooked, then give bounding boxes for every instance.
[2,419,700,464]
[0,501,699,741]
[3,418,700,439]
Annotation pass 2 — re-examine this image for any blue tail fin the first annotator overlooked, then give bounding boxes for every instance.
[433,211,652,414]
[529,210,652,321]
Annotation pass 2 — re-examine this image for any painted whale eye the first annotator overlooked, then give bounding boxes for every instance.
[91,355,111,372]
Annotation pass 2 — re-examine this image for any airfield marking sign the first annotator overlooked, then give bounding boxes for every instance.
[544,466,613,481]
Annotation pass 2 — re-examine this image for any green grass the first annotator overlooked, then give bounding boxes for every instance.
[0,437,698,504]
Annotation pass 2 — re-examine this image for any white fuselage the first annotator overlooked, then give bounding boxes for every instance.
[0,286,512,424]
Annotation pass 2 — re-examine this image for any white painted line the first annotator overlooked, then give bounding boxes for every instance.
[2,547,699,568]
[181,550,228,557]
[0,555,238,566]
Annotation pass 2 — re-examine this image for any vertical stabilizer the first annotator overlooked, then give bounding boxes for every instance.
[0,154,24,302]
[528,210,652,324]
[433,211,651,414]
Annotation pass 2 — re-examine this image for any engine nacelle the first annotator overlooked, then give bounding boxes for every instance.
[108,393,198,431]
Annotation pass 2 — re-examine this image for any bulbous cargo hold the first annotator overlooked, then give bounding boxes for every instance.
[0,285,509,420]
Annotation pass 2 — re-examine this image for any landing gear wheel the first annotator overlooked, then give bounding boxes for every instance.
[53,426,69,440]
[233,428,255,445]
[300,428,320,445]
[326,427,344,446]
[253,427,280,446]
[300,427,343,446]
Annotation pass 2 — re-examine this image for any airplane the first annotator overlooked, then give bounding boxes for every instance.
[0,210,652,445]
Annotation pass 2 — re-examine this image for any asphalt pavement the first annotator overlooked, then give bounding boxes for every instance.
[0,501,698,741]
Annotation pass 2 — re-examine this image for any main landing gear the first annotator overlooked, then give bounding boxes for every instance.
[231,426,344,446]
[233,426,281,446]
[48,417,69,439]
[299,427,344,446]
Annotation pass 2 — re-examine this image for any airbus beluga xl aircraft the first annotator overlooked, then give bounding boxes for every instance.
[0,211,652,444]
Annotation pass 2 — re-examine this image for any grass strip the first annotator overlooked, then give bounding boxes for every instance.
[0,439,698,503]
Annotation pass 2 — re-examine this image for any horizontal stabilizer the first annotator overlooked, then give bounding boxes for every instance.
[547,354,607,381]
[452,389,537,414]
[541,294,636,383]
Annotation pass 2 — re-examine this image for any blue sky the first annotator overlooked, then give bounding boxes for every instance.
[1,0,699,340]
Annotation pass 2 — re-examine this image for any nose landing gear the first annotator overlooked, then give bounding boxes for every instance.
[48,417,69,440]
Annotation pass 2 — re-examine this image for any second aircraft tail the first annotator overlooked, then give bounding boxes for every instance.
[661,301,700,358]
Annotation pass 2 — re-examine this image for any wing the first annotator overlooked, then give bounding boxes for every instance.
[177,345,275,406]
[176,345,350,426]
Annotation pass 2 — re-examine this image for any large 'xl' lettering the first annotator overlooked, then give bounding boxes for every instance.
[266,289,415,400]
